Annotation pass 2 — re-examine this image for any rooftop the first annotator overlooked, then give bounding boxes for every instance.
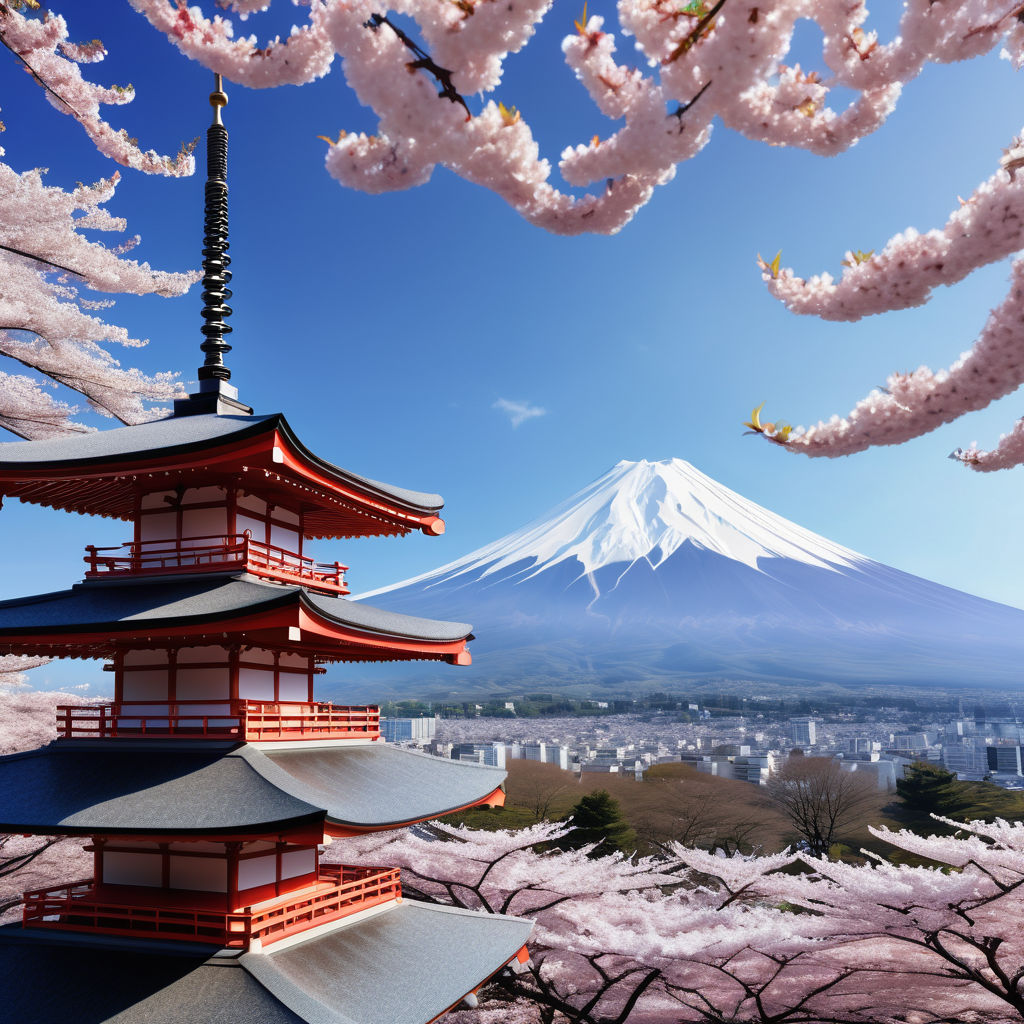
[0,741,506,837]
[0,574,472,662]
[0,413,445,538]
[0,899,532,1024]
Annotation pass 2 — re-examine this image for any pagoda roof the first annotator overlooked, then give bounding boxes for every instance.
[0,901,532,1023]
[0,742,505,837]
[0,413,446,538]
[0,575,472,662]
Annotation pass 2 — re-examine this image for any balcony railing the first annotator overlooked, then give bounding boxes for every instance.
[22,864,401,950]
[84,534,349,595]
[56,699,380,742]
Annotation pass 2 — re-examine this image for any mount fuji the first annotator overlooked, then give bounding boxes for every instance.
[341,459,1024,698]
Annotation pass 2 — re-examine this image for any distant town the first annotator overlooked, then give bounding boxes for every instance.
[379,692,1024,791]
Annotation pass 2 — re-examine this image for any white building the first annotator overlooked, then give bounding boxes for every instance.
[790,718,818,746]
[543,745,570,771]
[381,717,437,744]
[451,743,507,769]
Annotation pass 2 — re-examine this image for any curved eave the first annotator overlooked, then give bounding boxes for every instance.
[251,744,505,832]
[0,577,472,664]
[0,412,446,538]
[270,417,445,538]
[0,744,325,839]
[298,590,472,665]
[0,742,505,837]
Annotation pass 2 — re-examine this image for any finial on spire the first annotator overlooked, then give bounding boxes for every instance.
[210,73,227,125]
[176,72,251,417]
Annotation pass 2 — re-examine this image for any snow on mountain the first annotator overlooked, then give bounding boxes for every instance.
[342,459,1024,697]
[360,459,864,600]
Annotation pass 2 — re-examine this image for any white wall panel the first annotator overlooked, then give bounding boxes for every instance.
[181,508,228,544]
[139,512,176,543]
[238,668,274,700]
[176,667,229,700]
[280,848,316,880]
[237,514,264,541]
[278,676,309,702]
[237,855,277,892]
[103,851,163,888]
[121,671,168,701]
[169,856,227,893]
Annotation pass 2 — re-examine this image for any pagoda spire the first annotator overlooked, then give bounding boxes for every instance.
[175,73,252,418]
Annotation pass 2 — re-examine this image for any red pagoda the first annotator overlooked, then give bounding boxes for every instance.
[0,79,531,1023]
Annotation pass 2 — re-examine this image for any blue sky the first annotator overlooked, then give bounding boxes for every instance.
[3,2,1024,683]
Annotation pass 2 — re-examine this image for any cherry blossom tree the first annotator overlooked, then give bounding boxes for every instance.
[0,5,197,438]
[758,818,1024,1022]
[330,817,1024,1023]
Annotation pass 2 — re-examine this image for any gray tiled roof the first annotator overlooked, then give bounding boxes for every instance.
[0,576,471,643]
[0,744,323,835]
[259,744,505,828]
[0,901,532,1023]
[305,590,472,642]
[0,414,274,464]
[248,901,533,1024]
[0,743,504,834]
[0,412,444,512]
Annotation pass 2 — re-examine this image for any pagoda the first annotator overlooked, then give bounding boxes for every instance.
[0,79,531,1023]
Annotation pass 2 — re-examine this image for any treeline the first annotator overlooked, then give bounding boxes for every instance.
[380,690,978,721]
[893,760,1024,830]
[379,695,676,719]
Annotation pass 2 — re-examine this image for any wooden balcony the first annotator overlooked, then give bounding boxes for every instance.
[84,534,349,595]
[22,864,401,950]
[56,699,380,742]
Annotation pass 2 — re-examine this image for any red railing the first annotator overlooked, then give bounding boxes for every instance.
[244,865,400,948]
[22,865,401,949]
[56,699,380,742]
[84,534,349,595]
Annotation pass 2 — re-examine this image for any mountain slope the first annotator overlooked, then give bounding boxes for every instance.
[339,460,1024,698]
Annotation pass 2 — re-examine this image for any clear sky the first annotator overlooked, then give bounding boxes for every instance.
[3,2,1024,663]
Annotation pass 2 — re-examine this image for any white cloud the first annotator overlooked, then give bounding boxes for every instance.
[494,397,546,428]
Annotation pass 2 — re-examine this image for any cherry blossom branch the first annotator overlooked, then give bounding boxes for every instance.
[128,1,1024,236]
[364,13,471,120]
[750,256,1024,466]
[0,8,195,176]
[0,242,82,278]
[0,162,195,436]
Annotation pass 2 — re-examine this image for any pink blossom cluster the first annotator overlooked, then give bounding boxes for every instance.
[0,9,194,176]
[330,817,1024,1023]
[0,163,197,436]
[128,1,1024,235]
[759,132,1024,469]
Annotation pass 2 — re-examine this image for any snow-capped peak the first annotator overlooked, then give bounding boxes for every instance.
[360,458,868,598]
